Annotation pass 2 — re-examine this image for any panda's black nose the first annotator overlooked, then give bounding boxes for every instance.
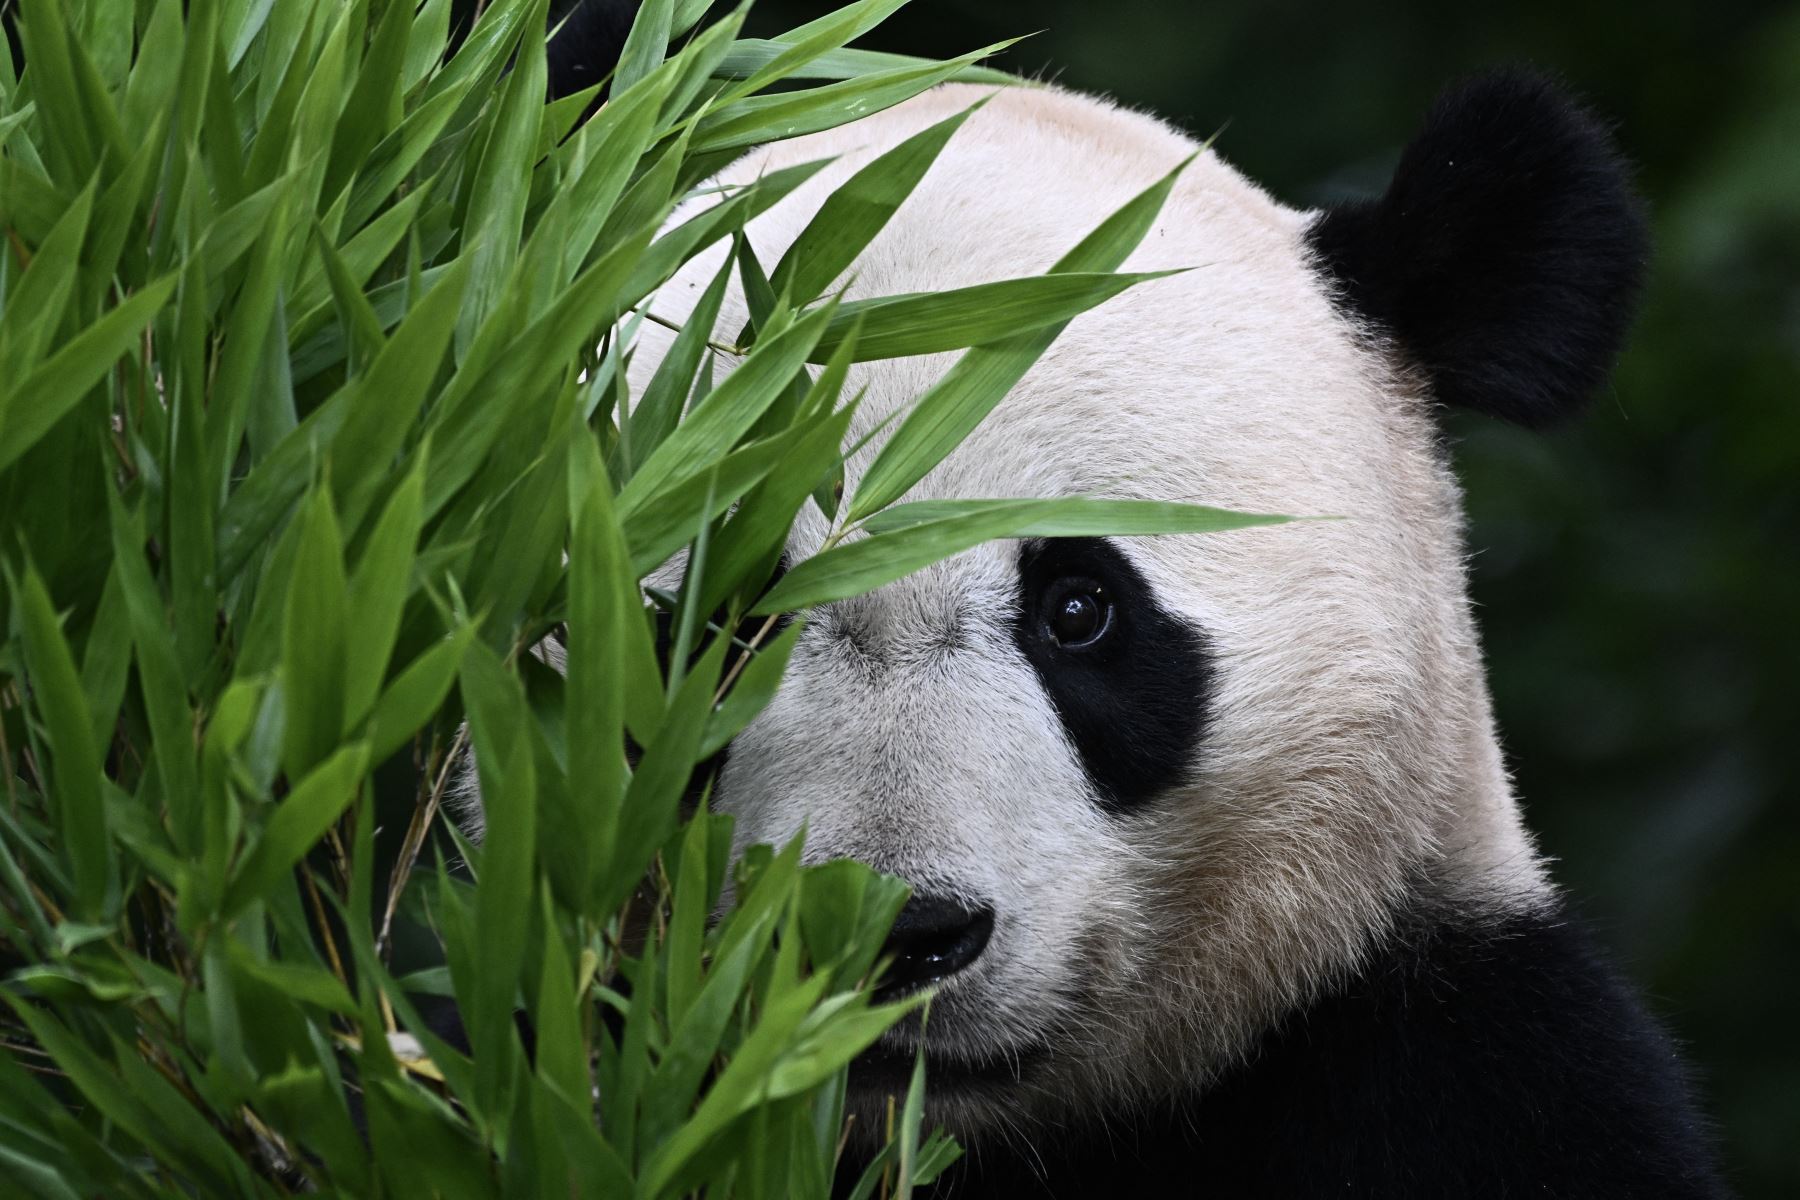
[875,895,995,1001]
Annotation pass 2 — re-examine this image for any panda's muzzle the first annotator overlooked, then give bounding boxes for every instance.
[874,895,995,1002]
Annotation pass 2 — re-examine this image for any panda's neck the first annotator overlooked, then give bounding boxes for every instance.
[912,897,1723,1199]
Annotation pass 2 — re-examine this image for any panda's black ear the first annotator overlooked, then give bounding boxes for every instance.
[1306,71,1649,428]
[547,0,639,101]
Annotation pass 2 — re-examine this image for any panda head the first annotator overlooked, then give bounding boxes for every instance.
[631,72,1646,1135]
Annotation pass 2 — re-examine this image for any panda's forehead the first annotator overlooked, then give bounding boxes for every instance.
[646,82,1404,562]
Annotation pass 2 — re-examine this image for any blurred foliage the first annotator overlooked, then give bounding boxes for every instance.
[739,0,1800,1193]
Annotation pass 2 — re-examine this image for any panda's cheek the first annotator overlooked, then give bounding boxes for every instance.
[709,632,1123,1004]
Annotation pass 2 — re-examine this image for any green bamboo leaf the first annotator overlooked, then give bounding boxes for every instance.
[531,886,586,1107]
[665,800,714,1029]
[0,179,93,376]
[715,40,1018,86]
[311,217,386,374]
[345,460,426,723]
[85,131,160,296]
[221,742,370,918]
[290,184,431,319]
[545,52,678,283]
[640,838,802,1153]
[654,1,746,121]
[4,1001,243,1192]
[621,155,835,304]
[700,618,805,758]
[458,641,536,1119]
[623,420,820,575]
[771,98,984,305]
[414,0,535,118]
[208,202,292,511]
[196,171,292,286]
[599,634,726,914]
[0,105,34,153]
[629,252,735,476]
[565,460,637,898]
[615,0,673,93]
[201,29,248,206]
[896,1033,929,1199]
[0,275,175,474]
[78,563,131,752]
[809,270,1180,362]
[228,952,358,1018]
[219,0,279,68]
[120,0,184,144]
[280,488,350,779]
[403,0,454,88]
[168,272,219,687]
[764,996,910,1103]
[0,160,68,245]
[692,40,1015,154]
[323,0,412,201]
[14,0,97,183]
[13,566,110,918]
[759,498,1290,615]
[455,0,549,355]
[285,6,351,202]
[645,971,828,1194]
[423,224,652,520]
[533,1080,635,1196]
[246,287,299,461]
[705,412,855,611]
[859,496,1297,537]
[618,302,834,516]
[334,256,472,528]
[365,626,475,765]
[845,154,1194,523]
[342,87,466,233]
[755,502,1035,614]
[711,0,911,101]
[106,493,199,851]
[242,3,321,189]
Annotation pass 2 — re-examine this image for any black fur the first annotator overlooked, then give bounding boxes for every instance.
[906,900,1727,1198]
[546,0,638,101]
[1011,538,1213,814]
[1306,71,1649,427]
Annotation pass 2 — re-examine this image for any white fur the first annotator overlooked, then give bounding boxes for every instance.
[506,82,1552,1136]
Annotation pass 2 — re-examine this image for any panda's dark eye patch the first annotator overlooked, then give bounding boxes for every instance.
[1013,538,1213,814]
[1042,577,1112,648]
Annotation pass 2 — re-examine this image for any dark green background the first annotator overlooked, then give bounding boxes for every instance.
[747,1,1800,1192]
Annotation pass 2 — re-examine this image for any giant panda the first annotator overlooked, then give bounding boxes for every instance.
[532,4,1728,1195]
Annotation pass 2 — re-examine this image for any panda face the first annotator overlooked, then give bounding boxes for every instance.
[630,74,1644,1134]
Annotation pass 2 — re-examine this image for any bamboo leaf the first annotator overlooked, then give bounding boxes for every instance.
[615,0,674,93]
[770,98,983,305]
[756,497,1290,615]
[700,618,804,758]
[0,276,175,473]
[222,743,370,917]
[618,302,834,516]
[280,487,351,779]
[809,270,1180,362]
[692,40,1015,154]
[845,154,1194,522]
[13,565,111,917]
[345,459,427,723]
[0,179,93,377]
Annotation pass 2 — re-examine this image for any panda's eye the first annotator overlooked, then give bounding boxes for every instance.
[1042,578,1112,649]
